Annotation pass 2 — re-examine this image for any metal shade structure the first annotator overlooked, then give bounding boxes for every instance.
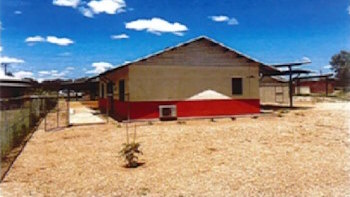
[261,61,312,107]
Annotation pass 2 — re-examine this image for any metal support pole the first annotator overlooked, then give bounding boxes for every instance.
[288,65,293,108]
[57,90,59,128]
[44,98,47,131]
[67,88,70,126]
[106,94,109,123]
[127,94,130,122]
[325,77,329,97]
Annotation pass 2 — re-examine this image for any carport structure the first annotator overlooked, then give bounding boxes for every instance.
[260,61,312,107]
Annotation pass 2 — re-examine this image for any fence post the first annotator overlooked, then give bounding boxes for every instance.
[4,109,9,157]
[57,91,59,128]
[67,88,70,126]
[44,98,47,131]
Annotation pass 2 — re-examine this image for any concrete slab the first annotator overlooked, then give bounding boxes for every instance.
[69,102,105,125]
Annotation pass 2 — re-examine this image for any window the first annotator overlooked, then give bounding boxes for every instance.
[119,80,125,101]
[107,82,114,94]
[232,78,243,95]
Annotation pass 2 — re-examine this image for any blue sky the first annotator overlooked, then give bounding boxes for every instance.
[0,0,349,80]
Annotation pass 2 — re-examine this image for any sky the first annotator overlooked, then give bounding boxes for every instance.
[0,0,349,81]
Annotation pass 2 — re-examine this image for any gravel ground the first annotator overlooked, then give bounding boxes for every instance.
[0,101,349,196]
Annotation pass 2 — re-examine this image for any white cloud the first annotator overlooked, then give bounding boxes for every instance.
[66,66,75,70]
[323,65,332,69]
[209,15,239,25]
[14,10,22,15]
[301,56,311,63]
[86,62,113,74]
[53,0,127,18]
[53,0,80,8]
[125,18,188,36]
[38,71,50,75]
[0,56,25,64]
[0,46,2,52]
[58,52,72,56]
[88,0,126,14]
[46,36,74,46]
[228,18,239,25]
[13,71,34,79]
[25,36,45,43]
[79,7,94,18]
[38,67,73,80]
[209,15,229,22]
[111,34,129,39]
[25,36,74,46]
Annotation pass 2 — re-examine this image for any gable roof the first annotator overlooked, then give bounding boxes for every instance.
[100,36,279,76]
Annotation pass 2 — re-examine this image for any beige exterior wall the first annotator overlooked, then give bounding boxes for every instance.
[100,38,261,102]
[259,77,290,105]
[129,65,259,101]
[259,85,289,104]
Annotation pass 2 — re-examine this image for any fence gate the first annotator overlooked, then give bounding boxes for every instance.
[44,96,69,131]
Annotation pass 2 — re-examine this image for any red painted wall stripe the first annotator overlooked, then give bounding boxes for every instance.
[99,99,260,121]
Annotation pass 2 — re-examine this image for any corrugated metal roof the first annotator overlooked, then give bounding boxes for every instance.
[100,36,280,76]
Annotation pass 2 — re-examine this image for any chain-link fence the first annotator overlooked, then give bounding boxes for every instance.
[0,96,58,159]
[44,98,69,131]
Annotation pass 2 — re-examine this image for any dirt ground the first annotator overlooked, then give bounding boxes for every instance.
[0,101,349,196]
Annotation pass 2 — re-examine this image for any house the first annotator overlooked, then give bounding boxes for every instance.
[294,78,335,95]
[0,71,33,98]
[99,36,277,121]
[260,76,289,105]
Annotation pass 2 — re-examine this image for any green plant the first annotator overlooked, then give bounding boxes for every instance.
[120,142,143,168]
[138,187,150,196]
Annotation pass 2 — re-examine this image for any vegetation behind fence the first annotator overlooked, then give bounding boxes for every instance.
[0,96,57,159]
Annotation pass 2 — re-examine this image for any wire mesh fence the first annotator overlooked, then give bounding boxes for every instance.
[44,98,69,131]
[0,96,59,159]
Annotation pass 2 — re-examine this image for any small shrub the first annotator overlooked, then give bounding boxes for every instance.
[280,109,290,114]
[252,115,259,119]
[231,117,236,121]
[147,121,153,125]
[210,118,216,122]
[295,112,305,116]
[138,187,150,196]
[120,142,143,168]
[177,121,186,125]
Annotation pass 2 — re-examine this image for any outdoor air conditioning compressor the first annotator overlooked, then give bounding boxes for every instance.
[159,105,177,120]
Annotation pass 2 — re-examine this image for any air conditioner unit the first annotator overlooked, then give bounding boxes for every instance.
[159,105,177,120]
